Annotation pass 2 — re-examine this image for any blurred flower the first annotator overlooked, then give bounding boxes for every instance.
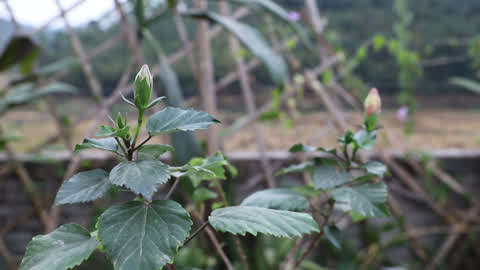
[364,88,381,116]
[288,11,301,22]
[396,105,409,122]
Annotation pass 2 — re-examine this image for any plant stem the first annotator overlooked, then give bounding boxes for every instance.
[114,137,128,157]
[132,135,152,152]
[131,109,144,150]
[184,221,210,246]
[165,178,180,200]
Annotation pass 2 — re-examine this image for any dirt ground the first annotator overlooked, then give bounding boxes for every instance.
[4,96,479,153]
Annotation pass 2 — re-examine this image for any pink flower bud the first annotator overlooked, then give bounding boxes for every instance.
[396,106,408,122]
[364,88,381,116]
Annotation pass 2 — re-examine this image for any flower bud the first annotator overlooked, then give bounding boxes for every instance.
[134,65,153,110]
[364,88,381,116]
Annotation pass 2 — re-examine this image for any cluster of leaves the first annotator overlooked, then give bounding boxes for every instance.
[19,66,320,270]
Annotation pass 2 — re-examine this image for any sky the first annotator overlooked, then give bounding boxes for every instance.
[0,0,117,29]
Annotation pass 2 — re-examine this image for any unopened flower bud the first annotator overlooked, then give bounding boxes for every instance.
[134,65,153,110]
[364,88,381,116]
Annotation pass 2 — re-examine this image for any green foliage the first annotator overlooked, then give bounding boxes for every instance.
[240,188,309,211]
[146,107,220,136]
[21,65,323,270]
[97,200,192,270]
[109,159,170,201]
[450,77,480,94]
[208,206,319,237]
[20,224,98,270]
[54,169,112,205]
[331,182,389,218]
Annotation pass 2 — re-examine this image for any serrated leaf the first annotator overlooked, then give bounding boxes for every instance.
[240,188,309,211]
[208,206,319,238]
[97,200,192,270]
[109,160,170,201]
[313,165,352,190]
[331,182,388,218]
[74,137,120,154]
[275,161,314,176]
[146,107,220,136]
[54,169,112,205]
[19,224,98,270]
[137,144,174,159]
[362,161,387,177]
[187,11,288,84]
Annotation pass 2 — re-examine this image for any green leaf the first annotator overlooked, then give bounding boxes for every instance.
[19,224,98,270]
[313,164,352,190]
[289,143,317,153]
[0,82,76,114]
[232,0,313,50]
[96,125,130,139]
[192,188,218,204]
[109,159,170,201]
[0,35,40,72]
[54,169,112,206]
[184,152,236,187]
[240,188,309,211]
[450,77,480,94]
[331,182,388,218]
[323,226,341,249]
[36,57,81,77]
[275,161,314,176]
[146,107,220,136]
[97,200,192,270]
[74,137,120,154]
[361,161,387,177]
[353,130,376,149]
[208,206,319,238]
[137,144,174,159]
[187,11,288,84]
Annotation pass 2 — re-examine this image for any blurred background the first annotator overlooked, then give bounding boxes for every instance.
[0,0,479,269]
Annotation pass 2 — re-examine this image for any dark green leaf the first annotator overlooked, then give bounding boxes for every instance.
[0,35,40,72]
[54,169,112,205]
[313,165,352,190]
[109,159,170,201]
[19,224,98,270]
[137,144,174,159]
[289,143,316,153]
[209,206,319,238]
[323,226,341,249]
[187,11,288,84]
[146,107,220,136]
[240,188,309,211]
[331,182,388,217]
[97,200,192,270]
[74,137,120,154]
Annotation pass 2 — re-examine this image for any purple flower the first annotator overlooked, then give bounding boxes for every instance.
[288,11,301,22]
[396,106,409,122]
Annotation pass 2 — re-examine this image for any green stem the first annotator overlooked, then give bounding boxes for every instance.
[131,109,144,150]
